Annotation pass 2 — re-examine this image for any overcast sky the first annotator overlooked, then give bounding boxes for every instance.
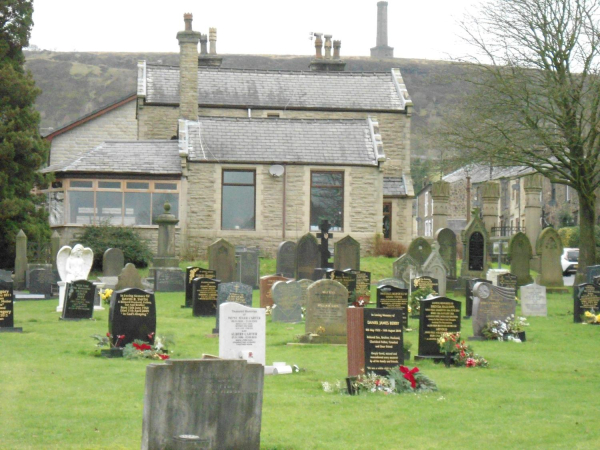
[29,0,480,61]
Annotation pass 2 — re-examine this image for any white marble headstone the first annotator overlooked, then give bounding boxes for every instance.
[219,302,266,366]
[55,244,93,312]
[520,283,547,316]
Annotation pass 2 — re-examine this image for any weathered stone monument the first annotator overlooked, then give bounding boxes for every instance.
[471,283,516,339]
[436,228,457,280]
[208,238,236,283]
[535,227,564,287]
[305,279,347,344]
[14,229,27,290]
[422,243,449,296]
[271,280,303,323]
[295,233,319,280]
[152,203,183,292]
[56,244,93,312]
[297,279,312,307]
[115,263,144,291]
[219,302,266,366]
[461,210,490,279]
[276,241,296,279]
[103,248,125,277]
[508,232,533,286]
[370,1,394,58]
[520,283,547,316]
[407,237,432,267]
[235,247,259,289]
[392,254,419,285]
[334,235,360,271]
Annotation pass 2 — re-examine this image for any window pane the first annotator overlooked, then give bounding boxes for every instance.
[125,192,151,225]
[155,182,178,190]
[312,172,343,187]
[48,191,64,226]
[69,191,94,224]
[70,180,93,188]
[224,171,254,185]
[99,181,121,189]
[222,185,255,229]
[127,182,149,190]
[310,186,343,231]
[152,193,179,224]
[97,191,123,225]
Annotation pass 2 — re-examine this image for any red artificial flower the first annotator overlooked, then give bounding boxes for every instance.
[148,332,155,340]
[399,365,420,389]
[106,332,111,338]
[133,343,152,351]
[158,354,170,360]
[466,358,476,367]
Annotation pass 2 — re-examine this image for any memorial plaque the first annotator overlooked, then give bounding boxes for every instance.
[29,268,54,297]
[328,270,356,303]
[0,281,21,331]
[497,272,518,291]
[468,232,485,271]
[219,302,266,366]
[520,283,547,317]
[334,235,360,271]
[109,288,156,346]
[295,233,319,280]
[471,283,516,338]
[377,278,406,289]
[236,248,260,289]
[272,280,303,323]
[208,238,236,283]
[192,278,220,317]
[276,241,297,279]
[153,268,184,292]
[103,248,124,277]
[587,265,600,284]
[213,282,253,334]
[259,275,288,308]
[412,276,439,295]
[465,278,488,318]
[417,297,461,358]
[573,283,600,323]
[185,267,216,308]
[305,279,347,343]
[376,285,409,327]
[297,279,312,307]
[61,279,95,320]
[348,270,371,303]
[347,308,403,376]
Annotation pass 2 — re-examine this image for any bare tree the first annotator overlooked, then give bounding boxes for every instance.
[438,0,600,279]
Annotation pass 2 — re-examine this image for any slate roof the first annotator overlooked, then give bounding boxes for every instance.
[41,141,181,175]
[443,164,534,184]
[184,117,379,166]
[145,66,406,111]
[383,177,407,197]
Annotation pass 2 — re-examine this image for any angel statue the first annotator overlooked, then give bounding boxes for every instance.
[57,244,94,282]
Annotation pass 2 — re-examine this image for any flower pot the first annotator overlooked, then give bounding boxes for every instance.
[444,352,452,368]
[101,348,123,358]
[517,331,526,342]
[403,350,411,361]
[346,377,359,396]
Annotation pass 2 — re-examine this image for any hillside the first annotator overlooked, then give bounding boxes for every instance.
[25,51,472,156]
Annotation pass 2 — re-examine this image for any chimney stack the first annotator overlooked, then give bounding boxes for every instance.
[309,33,346,72]
[370,1,394,58]
[198,27,223,67]
[176,13,200,120]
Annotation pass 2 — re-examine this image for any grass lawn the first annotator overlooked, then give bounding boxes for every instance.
[2,258,600,449]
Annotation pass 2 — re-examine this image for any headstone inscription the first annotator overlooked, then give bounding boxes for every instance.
[465,278,488,318]
[334,235,360,271]
[412,276,439,295]
[377,278,406,289]
[184,267,216,308]
[471,283,516,339]
[102,248,125,277]
[115,263,144,291]
[348,270,371,303]
[508,232,533,286]
[56,244,94,311]
[347,308,403,376]
[497,272,518,291]
[328,270,356,303]
[486,268,509,286]
[520,283,547,316]
[0,281,22,332]
[219,302,266,366]
[587,265,600,284]
[535,227,564,287]
[236,247,260,289]
[295,233,320,280]
[141,359,264,450]
[192,278,220,317]
[259,275,288,308]
[436,228,457,279]
[61,279,95,320]
[376,285,409,327]
[213,282,253,334]
[153,268,184,292]
[305,279,347,344]
[272,280,303,323]
[573,283,600,323]
[417,297,461,359]
[208,238,236,283]
[316,220,334,269]
[109,288,156,347]
[276,241,296,279]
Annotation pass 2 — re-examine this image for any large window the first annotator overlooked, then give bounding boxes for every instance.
[310,171,344,231]
[222,170,255,230]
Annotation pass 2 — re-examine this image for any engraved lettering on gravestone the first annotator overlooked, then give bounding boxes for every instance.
[192,278,220,317]
[376,285,409,327]
[0,281,16,329]
[363,309,403,375]
[417,298,461,358]
[412,276,439,295]
[497,272,518,290]
[471,283,516,338]
[348,270,371,302]
[377,278,406,289]
[520,283,547,316]
[305,279,347,341]
[185,267,216,308]
[219,303,266,366]
[329,270,356,303]
[109,288,156,346]
[62,279,95,320]
[214,282,253,334]
[573,283,600,323]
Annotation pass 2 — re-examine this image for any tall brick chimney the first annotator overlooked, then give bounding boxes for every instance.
[177,13,200,120]
[370,1,394,58]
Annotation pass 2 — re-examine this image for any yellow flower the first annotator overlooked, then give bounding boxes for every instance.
[595,314,600,322]
[585,311,593,317]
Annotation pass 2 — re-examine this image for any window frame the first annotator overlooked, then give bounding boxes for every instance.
[221,169,256,231]
[310,170,345,232]
[383,202,392,240]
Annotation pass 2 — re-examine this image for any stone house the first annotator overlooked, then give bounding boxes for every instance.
[41,15,415,258]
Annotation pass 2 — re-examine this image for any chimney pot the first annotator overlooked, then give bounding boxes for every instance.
[324,35,332,59]
[333,40,341,59]
[200,34,208,55]
[314,33,323,59]
[183,13,193,31]
[209,27,217,54]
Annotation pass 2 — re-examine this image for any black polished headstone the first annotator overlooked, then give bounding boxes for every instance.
[468,232,485,271]
[417,297,461,359]
[185,267,216,308]
[376,285,409,327]
[192,278,220,317]
[573,283,600,323]
[348,269,371,303]
[497,272,518,290]
[363,309,403,375]
[465,278,488,318]
[109,288,156,347]
[328,270,356,303]
[0,281,21,332]
[412,276,439,295]
[61,280,95,320]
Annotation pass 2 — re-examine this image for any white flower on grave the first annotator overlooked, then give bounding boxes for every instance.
[322,382,333,393]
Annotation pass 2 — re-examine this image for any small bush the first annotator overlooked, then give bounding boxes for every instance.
[373,234,407,258]
[74,225,153,270]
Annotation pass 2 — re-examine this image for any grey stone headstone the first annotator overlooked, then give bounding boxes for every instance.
[305,279,347,343]
[422,245,449,296]
[208,238,236,283]
[392,254,419,284]
[297,279,313,307]
[295,233,319,280]
[26,263,52,289]
[219,302,266,365]
[472,283,516,338]
[0,270,12,283]
[508,232,533,286]
[520,283,547,316]
[153,268,184,292]
[115,263,144,291]
[276,241,296,279]
[407,237,432,266]
[236,247,259,289]
[334,235,360,271]
[436,228,457,279]
[29,267,54,297]
[213,282,253,334]
[141,359,264,450]
[535,228,564,287]
[259,275,289,308]
[377,278,406,289]
[102,248,125,277]
[587,265,600,284]
[272,280,303,323]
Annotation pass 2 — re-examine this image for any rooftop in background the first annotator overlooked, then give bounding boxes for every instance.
[443,164,534,184]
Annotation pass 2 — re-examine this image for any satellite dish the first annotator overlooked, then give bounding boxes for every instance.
[269,165,285,177]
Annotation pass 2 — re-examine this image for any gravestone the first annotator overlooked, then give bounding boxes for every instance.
[377,278,406,289]
[192,278,220,317]
[295,233,319,280]
[0,281,22,332]
[573,283,600,323]
[102,248,124,277]
[259,275,288,308]
[536,227,564,287]
[276,241,296,278]
[436,228,457,279]
[141,359,264,450]
[236,247,260,289]
[213,282,253,334]
[412,276,439,295]
[520,283,547,316]
[334,235,360,271]
[109,288,156,346]
[153,268,184,292]
[497,272,518,291]
[305,279,347,344]
[272,280,303,323]
[185,267,216,308]
[486,268,509,286]
[61,279,95,320]
[316,220,334,269]
[422,244,449,296]
[26,263,52,289]
[348,270,371,303]
[115,263,144,291]
[508,232,533,286]
[594,275,600,287]
[208,238,236,283]
[376,284,409,327]
[461,212,489,278]
[471,283,516,339]
[347,308,403,376]
[407,237,432,266]
[465,278,488,318]
[29,267,54,297]
[587,266,600,284]
[0,270,12,283]
[417,297,461,359]
[328,270,356,303]
[392,254,419,285]
[219,302,266,366]
[56,244,94,313]
[297,279,312,307]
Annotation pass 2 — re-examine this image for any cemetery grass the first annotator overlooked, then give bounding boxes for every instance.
[1,269,599,448]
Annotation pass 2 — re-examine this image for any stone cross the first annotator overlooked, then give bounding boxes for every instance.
[316,220,333,269]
